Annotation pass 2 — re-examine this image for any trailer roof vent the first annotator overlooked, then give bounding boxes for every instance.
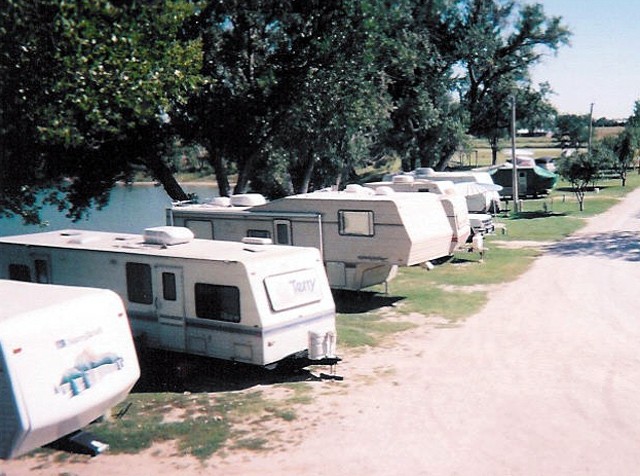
[415,167,435,176]
[230,194,267,207]
[241,237,273,245]
[66,232,101,245]
[375,186,395,195]
[392,174,415,184]
[344,184,364,193]
[207,196,232,207]
[144,226,194,246]
[59,230,82,237]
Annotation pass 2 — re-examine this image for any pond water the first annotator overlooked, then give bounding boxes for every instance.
[0,183,219,238]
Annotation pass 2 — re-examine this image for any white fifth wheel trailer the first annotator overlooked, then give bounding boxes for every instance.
[0,280,140,459]
[167,185,466,291]
[364,175,495,237]
[382,169,502,214]
[0,227,337,369]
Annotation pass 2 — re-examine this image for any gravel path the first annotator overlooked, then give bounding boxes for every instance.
[215,187,640,476]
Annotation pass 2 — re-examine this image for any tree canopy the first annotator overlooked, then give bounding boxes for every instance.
[601,100,640,186]
[555,114,590,150]
[1,0,204,222]
[556,152,600,212]
[451,1,570,163]
[2,0,572,223]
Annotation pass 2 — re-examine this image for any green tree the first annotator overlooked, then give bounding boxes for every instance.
[451,1,570,164]
[608,101,640,185]
[1,0,204,223]
[274,0,392,192]
[555,114,590,150]
[376,0,466,172]
[519,82,557,135]
[184,0,300,196]
[556,152,600,211]
[187,0,393,195]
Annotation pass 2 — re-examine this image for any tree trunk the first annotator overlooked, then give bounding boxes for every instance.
[490,136,499,165]
[145,156,189,202]
[207,151,231,197]
[408,155,417,171]
[233,150,261,195]
[296,152,316,194]
[435,152,452,171]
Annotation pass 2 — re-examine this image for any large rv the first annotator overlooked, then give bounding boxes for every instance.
[383,168,502,214]
[0,280,140,459]
[0,227,337,369]
[364,176,494,236]
[167,185,466,291]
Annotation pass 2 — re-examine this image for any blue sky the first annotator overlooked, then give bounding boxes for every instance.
[530,0,640,119]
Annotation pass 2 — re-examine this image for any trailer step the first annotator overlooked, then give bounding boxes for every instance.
[51,430,109,457]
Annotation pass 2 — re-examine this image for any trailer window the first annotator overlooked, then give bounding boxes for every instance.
[9,264,31,282]
[162,272,177,301]
[126,262,153,304]
[248,229,271,239]
[185,219,214,239]
[195,283,240,322]
[338,210,374,236]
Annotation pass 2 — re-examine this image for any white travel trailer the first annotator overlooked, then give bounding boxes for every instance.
[0,227,338,369]
[0,280,140,459]
[385,168,502,214]
[364,175,494,237]
[167,185,464,291]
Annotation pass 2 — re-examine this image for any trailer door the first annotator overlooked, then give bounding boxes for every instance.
[155,266,186,351]
[519,171,528,196]
[31,254,51,283]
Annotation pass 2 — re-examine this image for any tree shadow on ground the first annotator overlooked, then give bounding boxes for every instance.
[133,348,333,394]
[333,289,404,314]
[546,230,640,262]
[556,185,614,193]
[131,291,400,394]
[511,211,568,219]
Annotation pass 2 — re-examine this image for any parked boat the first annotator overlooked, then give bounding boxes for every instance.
[479,161,558,198]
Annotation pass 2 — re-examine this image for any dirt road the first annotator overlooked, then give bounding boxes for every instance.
[215,188,640,476]
[4,188,640,475]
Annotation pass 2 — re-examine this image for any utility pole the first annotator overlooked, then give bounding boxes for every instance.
[588,102,595,155]
[510,95,520,212]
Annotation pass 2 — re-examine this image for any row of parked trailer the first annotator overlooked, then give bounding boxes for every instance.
[0,170,510,459]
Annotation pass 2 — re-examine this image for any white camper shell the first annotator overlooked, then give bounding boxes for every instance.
[167,185,461,291]
[0,227,337,369]
[0,280,140,459]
